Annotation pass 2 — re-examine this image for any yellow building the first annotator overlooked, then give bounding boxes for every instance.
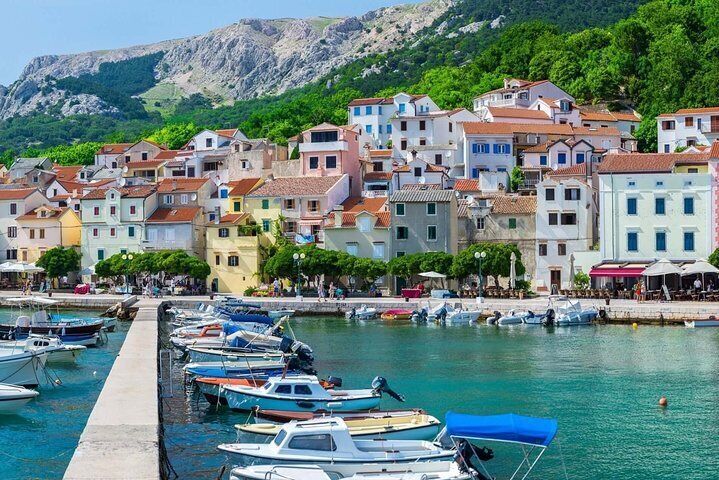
[206,213,266,294]
[16,205,81,263]
[227,177,263,213]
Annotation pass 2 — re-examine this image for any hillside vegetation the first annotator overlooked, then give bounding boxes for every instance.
[2,0,717,162]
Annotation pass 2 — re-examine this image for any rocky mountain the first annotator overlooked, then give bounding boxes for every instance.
[0,0,453,120]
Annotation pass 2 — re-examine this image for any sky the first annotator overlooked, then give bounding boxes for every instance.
[0,0,421,85]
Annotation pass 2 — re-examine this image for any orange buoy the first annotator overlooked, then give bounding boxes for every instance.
[659,396,668,407]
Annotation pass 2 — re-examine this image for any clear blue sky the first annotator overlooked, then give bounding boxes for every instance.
[0,0,421,85]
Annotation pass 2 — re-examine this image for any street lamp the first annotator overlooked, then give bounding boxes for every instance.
[292,252,306,299]
[121,253,134,294]
[474,250,487,303]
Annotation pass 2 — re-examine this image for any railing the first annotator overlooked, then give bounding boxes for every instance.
[298,141,348,152]
[700,125,719,134]
[361,190,389,198]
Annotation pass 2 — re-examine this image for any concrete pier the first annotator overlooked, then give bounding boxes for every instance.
[63,302,160,480]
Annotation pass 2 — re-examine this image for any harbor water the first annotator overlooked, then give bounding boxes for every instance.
[0,310,127,480]
[163,316,719,480]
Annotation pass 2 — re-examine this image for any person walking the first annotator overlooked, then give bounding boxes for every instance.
[273,278,281,298]
[328,282,336,301]
[317,282,325,302]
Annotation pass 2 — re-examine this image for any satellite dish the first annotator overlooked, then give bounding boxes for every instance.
[190,193,197,201]
[418,176,426,184]
[118,178,126,187]
[122,165,129,173]
[466,195,475,204]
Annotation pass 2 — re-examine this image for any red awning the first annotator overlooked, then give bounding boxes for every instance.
[589,267,645,278]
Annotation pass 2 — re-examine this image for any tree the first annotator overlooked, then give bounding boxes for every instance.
[709,248,719,269]
[351,257,387,287]
[36,247,81,288]
[509,166,524,191]
[451,243,525,287]
[387,253,423,285]
[573,271,590,289]
[418,251,454,277]
[145,122,203,149]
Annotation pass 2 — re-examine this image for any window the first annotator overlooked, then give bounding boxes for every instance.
[109,227,116,238]
[325,156,337,169]
[309,157,319,169]
[419,138,426,146]
[97,249,105,261]
[558,243,566,256]
[275,385,291,394]
[655,197,666,215]
[627,232,638,252]
[219,228,230,238]
[560,213,577,225]
[311,131,339,143]
[664,144,671,153]
[365,125,372,134]
[141,152,148,161]
[228,256,239,266]
[684,197,695,214]
[539,244,547,256]
[372,242,385,259]
[346,243,358,256]
[9,203,16,215]
[387,124,392,134]
[110,206,117,215]
[656,231,667,252]
[357,217,371,232]
[7,226,16,238]
[564,188,580,201]
[576,153,585,164]
[548,213,558,225]
[5,249,16,260]
[472,143,490,154]
[378,106,382,115]
[241,160,249,170]
[308,200,319,212]
[427,203,437,215]
[365,106,372,115]
[419,120,426,131]
[684,231,695,251]
[685,116,694,127]
[353,106,360,116]
[540,155,547,166]
[284,199,295,210]
[396,226,408,240]
[399,103,406,113]
[125,155,131,163]
[262,219,271,232]
[545,188,555,201]
[92,228,99,238]
[288,434,337,452]
[294,385,313,395]
[427,225,437,241]
[233,201,242,212]
[400,121,407,131]
[395,203,405,216]
[128,226,135,238]
[400,139,408,150]
[661,120,676,130]
[476,217,485,230]
[180,194,188,204]
[508,218,517,229]
[434,154,442,165]
[627,198,637,215]
[163,195,173,204]
[414,167,422,177]
[262,199,269,209]
[558,152,567,164]
[492,143,511,154]
[147,229,157,242]
[29,229,35,240]
[205,138,213,148]
[93,206,100,216]
[215,255,220,266]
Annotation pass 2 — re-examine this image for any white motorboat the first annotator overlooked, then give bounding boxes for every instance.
[550,297,597,326]
[220,375,397,412]
[442,307,482,325]
[0,335,86,364]
[0,383,39,414]
[0,350,48,387]
[268,310,295,320]
[345,306,378,320]
[230,462,472,480]
[218,417,455,477]
[493,309,527,326]
[186,346,290,364]
[685,317,719,328]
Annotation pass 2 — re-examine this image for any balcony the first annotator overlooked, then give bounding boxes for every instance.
[700,124,719,136]
[361,190,389,198]
[298,141,348,153]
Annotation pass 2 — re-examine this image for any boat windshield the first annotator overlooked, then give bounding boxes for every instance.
[273,428,288,446]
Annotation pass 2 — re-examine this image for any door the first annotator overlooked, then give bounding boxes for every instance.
[187,166,196,177]
[711,116,719,133]
[550,270,561,294]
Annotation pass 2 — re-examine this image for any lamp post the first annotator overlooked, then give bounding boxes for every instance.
[121,253,134,294]
[474,250,487,303]
[292,252,306,299]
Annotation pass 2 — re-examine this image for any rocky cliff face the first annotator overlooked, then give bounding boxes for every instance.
[0,0,452,120]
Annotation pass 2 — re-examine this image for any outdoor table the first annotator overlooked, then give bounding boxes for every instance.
[401,288,422,299]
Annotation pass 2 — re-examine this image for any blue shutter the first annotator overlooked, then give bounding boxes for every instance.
[655,232,666,251]
[558,153,567,164]
[627,198,637,215]
[540,155,547,166]
[655,198,665,215]
[387,124,392,134]
[684,232,695,251]
[576,153,585,164]
[684,197,694,214]
[353,107,360,116]
[472,144,478,154]
[378,106,383,115]
[493,144,499,154]
[366,106,372,115]
[366,125,372,134]
[627,232,638,252]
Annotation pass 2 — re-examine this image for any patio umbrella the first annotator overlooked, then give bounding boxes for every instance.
[79,264,96,276]
[0,262,44,273]
[569,253,575,289]
[419,271,446,290]
[681,258,719,288]
[643,259,682,292]
[509,252,516,290]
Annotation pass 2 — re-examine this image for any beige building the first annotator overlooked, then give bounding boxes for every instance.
[206,213,264,294]
[16,205,81,263]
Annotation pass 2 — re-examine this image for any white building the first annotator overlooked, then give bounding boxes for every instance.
[657,107,719,153]
[580,110,641,151]
[473,79,574,112]
[458,122,515,180]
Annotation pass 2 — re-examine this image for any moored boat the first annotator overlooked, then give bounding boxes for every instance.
[380,309,413,321]
[195,377,267,405]
[268,310,295,320]
[345,306,378,320]
[685,317,719,327]
[229,463,471,480]
[0,334,86,364]
[0,350,48,387]
[0,383,39,414]
[186,346,290,364]
[253,408,427,424]
[183,360,288,379]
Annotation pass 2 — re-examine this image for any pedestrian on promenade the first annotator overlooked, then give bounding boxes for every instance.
[318,282,325,302]
[273,278,281,297]
[328,282,336,300]
[694,277,703,293]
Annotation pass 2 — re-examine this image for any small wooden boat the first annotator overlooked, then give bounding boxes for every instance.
[685,317,719,328]
[380,309,413,321]
[253,408,426,424]
[0,383,39,414]
[237,412,441,440]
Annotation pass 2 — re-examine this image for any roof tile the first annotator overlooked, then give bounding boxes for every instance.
[248,176,345,197]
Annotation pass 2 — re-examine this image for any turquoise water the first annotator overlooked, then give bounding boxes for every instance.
[164,317,719,479]
[0,310,127,480]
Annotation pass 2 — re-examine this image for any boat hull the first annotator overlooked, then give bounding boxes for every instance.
[240,419,440,441]
[0,385,38,414]
[187,347,288,365]
[686,319,719,327]
[0,353,47,387]
[223,389,381,412]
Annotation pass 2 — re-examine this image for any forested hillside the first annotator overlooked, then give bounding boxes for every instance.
[2,0,717,163]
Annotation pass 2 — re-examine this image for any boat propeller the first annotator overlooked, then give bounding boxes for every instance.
[371,376,405,402]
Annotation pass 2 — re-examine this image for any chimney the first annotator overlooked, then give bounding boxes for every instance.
[214,206,221,224]
[332,205,344,228]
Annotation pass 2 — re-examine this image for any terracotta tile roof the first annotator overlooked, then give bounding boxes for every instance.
[248,175,345,197]
[375,211,391,227]
[146,206,201,223]
[393,163,447,174]
[453,179,481,192]
[87,178,116,188]
[364,171,393,181]
[462,122,575,136]
[368,149,392,158]
[339,211,390,228]
[213,213,250,225]
[341,196,387,213]
[461,122,515,135]
[124,160,166,169]
[522,141,552,153]
[52,165,82,180]
[227,178,261,196]
[573,126,621,136]
[491,195,537,215]
[16,205,65,220]
[347,94,427,107]
[580,111,616,122]
[547,163,588,177]
[81,186,155,200]
[157,177,209,193]
[487,107,550,120]
[598,153,708,174]
[140,139,166,150]
[611,112,641,122]
[216,128,239,138]
[154,150,180,160]
[675,106,719,115]
[57,179,86,192]
[710,141,719,159]
[96,143,132,155]
[0,188,39,200]
[390,189,455,203]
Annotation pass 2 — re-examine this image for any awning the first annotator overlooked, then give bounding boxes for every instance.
[445,411,557,447]
[589,267,645,278]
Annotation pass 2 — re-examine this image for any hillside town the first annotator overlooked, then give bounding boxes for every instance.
[1,78,717,297]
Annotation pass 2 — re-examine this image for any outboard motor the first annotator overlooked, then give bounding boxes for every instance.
[542,308,555,326]
[348,307,357,320]
[413,309,428,323]
[371,376,405,402]
[436,307,448,324]
[327,376,343,388]
[486,311,501,325]
[454,439,494,480]
[288,356,317,375]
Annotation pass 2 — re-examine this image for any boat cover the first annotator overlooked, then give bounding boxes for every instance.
[218,310,274,325]
[445,411,557,447]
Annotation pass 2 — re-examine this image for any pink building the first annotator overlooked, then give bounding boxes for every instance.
[298,123,362,196]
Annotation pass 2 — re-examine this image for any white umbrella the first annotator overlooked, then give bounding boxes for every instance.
[79,264,96,276]
[0,262,44,273]
[419,272,446,278]
[568,253,575,289]
[643,259,682,293]
[509,252,517,289]
[681,258,719,289]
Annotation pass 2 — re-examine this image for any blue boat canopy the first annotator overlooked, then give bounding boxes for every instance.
[445,412,558,447]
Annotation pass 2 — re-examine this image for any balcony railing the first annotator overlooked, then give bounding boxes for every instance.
[298,140,348,152]
[361,190,389,198]
[700,125,719,135]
